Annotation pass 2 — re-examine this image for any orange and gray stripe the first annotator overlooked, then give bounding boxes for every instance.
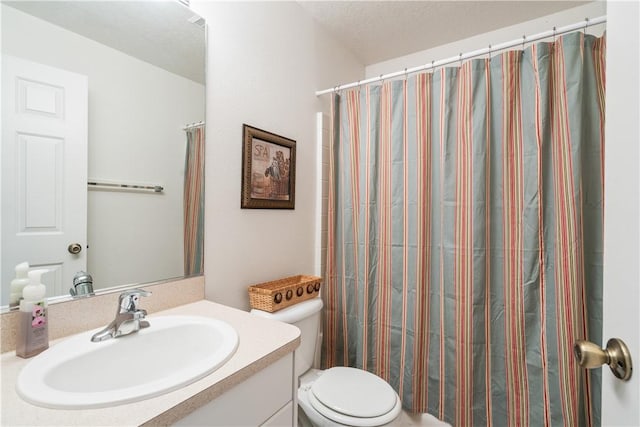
[531,42,553,426]
[455,61,475,427]
[183,126,205,276]
[501,49,531,427]
[412,72,432,411]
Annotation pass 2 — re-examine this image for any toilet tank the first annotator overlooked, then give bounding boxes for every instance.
[251,297,323,379]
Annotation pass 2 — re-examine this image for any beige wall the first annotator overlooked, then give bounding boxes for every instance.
[191,1,364,310]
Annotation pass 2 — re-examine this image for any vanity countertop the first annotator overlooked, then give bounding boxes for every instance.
[0,300,301,426]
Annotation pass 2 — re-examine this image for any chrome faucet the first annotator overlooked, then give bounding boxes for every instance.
[91,289,151,342]
[70,271,94,297]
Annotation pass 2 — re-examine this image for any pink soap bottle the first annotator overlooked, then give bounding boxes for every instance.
[16,269,49,358]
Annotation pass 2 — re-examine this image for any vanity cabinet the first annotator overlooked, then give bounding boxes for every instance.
[174,353,296,426]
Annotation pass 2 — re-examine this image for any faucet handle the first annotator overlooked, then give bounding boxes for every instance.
[118,288,151,313]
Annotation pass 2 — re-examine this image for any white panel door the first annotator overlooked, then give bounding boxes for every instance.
[600,1,639,425]
[1,55,88,302]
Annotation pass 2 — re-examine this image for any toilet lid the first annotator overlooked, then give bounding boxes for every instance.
[310,367,397,418]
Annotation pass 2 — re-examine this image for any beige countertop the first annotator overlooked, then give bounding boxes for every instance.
[0,300,301,426]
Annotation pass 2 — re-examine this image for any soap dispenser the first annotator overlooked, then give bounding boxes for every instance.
[9,262,30,307]
[16,269,49,358]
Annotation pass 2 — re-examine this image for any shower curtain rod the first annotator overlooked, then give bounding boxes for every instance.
[316,15,606,96]
[182,121,205,130]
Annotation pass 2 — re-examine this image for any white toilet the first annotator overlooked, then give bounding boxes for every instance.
[251,297,403,426]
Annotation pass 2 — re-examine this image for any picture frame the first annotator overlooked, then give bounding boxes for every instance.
[241,124,296,209]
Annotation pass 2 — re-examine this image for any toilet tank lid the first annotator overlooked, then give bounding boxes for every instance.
[250,297,323,324]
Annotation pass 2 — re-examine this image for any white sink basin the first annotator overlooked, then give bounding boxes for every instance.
[16,315,239,409]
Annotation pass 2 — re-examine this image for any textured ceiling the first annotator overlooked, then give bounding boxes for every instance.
[7,1,592,82]
[297,1,590,65]
[4,1,206,84]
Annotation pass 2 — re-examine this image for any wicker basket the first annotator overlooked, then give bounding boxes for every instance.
[248,275,322,313]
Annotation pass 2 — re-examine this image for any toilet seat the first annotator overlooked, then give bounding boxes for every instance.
[305,367,402,426]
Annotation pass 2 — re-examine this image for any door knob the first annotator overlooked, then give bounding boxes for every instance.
[68,243,82,254]
[574,338,633,381]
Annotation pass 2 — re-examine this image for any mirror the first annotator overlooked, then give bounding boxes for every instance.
[1,1,206,309]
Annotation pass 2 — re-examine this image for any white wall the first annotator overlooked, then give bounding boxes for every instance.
[190,1,363,310]
[602,1,639,424]
[366,2,606,78]
[2,5,204,290]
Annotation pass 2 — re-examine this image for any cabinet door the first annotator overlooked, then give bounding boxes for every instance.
[175,353,294,426]
[262,401,294,427]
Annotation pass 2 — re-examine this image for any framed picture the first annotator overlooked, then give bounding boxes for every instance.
[241,124,296,209]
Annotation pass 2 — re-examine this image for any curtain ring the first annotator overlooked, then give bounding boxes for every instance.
[488,44,492,61]
[522,35,526,51]
[431,59,435,72]
[404,67,408,80]
[459,52,463,67]
[584,17,589,34]
[553,26,557,43]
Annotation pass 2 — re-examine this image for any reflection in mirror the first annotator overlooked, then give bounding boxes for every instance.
[1,1,206,309]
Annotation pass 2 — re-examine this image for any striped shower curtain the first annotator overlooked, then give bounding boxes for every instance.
[184,126,205,275]
[324,32,605,426]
